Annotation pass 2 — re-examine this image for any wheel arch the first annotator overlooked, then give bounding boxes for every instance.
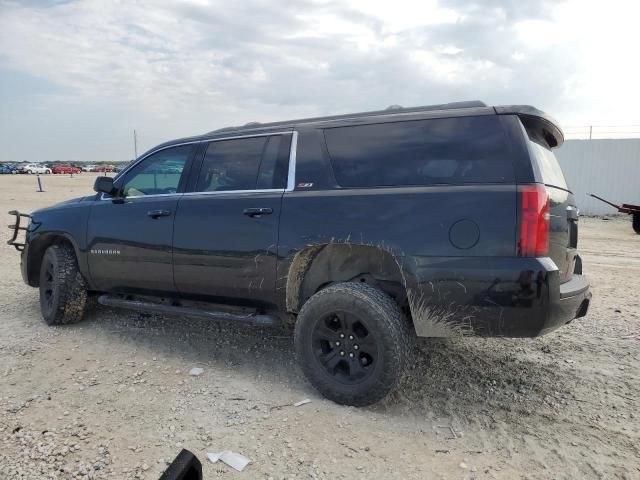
[26,233,82,287]
[286,243,411,316]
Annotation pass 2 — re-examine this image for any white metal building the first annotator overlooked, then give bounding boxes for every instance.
[555,138,640,215]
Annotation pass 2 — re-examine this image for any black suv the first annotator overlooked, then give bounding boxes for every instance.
[9,101,591,406]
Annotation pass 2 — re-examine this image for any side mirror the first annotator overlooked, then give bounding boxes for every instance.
[93,176,116,196]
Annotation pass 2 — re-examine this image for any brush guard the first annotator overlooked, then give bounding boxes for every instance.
[7,210,32,251]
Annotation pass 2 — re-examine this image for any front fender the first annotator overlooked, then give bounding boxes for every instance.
[22,201,92,288]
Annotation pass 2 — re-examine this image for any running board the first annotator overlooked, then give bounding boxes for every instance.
[97,295,281,327]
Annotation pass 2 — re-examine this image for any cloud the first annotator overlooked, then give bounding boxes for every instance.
[441,0,560,20]
[0,0,639,162]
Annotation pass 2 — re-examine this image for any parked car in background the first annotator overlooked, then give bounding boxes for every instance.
[52,164,82,174]
[20,164,51,174]
[94,165,115,173]
[0,164,20,174]
[81,165,96,172]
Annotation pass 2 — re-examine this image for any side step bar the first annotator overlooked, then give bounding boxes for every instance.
[97,295,281,327]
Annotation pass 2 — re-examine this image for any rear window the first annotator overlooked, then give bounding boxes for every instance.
[323,116,513,188]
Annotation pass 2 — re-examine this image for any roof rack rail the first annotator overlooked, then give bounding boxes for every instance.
[206,100,487,135]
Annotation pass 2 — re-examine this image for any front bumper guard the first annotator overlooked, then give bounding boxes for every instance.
[7,210,32,251]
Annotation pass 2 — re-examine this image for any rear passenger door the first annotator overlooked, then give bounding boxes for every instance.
[173,132,292,307]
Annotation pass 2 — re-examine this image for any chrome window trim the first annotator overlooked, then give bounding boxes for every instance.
[99,130,298,200]
[100,192,183,201]
[112,193,183,200]
[286,130,298,192]
[182,188,284,197]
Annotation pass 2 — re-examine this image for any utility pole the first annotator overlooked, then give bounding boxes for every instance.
[133,129,138,160]
[589,125,593,140]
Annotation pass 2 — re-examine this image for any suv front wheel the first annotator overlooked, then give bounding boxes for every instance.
[39,244,88,325]
[294,282,413,406]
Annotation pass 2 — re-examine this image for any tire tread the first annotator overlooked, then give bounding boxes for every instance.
[295,282,413,406]
[40,244,87,325]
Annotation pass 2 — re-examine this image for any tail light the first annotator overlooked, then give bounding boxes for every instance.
[518,184,550,257]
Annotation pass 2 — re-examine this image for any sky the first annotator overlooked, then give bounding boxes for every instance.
[1,0,639,163]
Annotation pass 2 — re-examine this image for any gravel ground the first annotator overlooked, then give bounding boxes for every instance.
[0,173,638,479]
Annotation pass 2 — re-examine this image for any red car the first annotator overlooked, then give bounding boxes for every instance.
[52,164,82,174]
[94,165,115,173]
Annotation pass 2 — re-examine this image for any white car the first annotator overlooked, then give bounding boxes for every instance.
[81,164,96,172]
[21,164,51,174]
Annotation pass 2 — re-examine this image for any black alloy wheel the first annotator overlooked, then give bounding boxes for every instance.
[311,311,378,385]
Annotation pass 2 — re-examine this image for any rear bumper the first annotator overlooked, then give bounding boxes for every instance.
[540,273,591,335]
[409,255,591,337]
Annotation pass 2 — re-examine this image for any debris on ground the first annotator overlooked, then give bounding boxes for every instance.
[293,398,312,407]
[207,451,251,472]
[189,367,204,376]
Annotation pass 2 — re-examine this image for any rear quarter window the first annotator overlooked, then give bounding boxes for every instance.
[523,125,569,191]
[323,115,514,188]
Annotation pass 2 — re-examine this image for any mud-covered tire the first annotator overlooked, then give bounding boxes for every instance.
[294,282,413,406]
[633,213,640,234]
[39,244,88,325]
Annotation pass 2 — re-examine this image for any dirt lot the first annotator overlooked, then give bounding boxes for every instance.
[0,173,638,479]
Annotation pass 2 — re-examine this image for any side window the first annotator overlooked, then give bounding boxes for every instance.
[121,145,193,197]
[256,135,291,189]
[323,116,514,187]
[196,135,290,192]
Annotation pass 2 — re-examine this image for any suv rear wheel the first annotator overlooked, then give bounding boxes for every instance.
[39,244,88,325]
[294,282,413,406]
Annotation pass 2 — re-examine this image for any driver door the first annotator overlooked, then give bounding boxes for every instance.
[87,144,196,294]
